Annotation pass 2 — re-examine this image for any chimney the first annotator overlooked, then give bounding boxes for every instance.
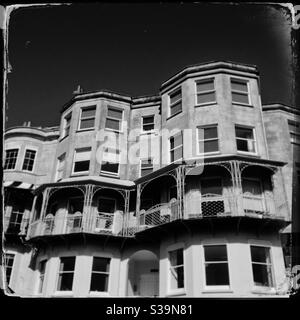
[73,85,84,95]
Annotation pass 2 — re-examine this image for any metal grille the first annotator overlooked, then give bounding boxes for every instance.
[95,213,114,233]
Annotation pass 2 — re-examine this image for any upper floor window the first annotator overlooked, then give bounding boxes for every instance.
[7,204,24,234]
[250,246,273,287]
[55,153,66,182]
[101,147,120,176]
[170,132,183,163]
[288,120,300,145]
[204,245,230,287]
[38,260,47,294]
[4,149,18,170]
[105,107,123,132]
[142,115,155,132]
[62,112,72,138]
[4,253,15,287]
[140,158,153,177]
[22,149,36,172]
[235,125,256,154]
[90,257,111,293]
[231,78,250,105]
[196,78,216,105]
[79,106,96,130]
[197,125,219,154]
[169,87,182,117]
[67,197,84,214]
[72,147,91,174]
[57,257,76,292]
[168,248,184,290]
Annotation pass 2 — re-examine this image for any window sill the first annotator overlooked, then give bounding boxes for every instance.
[140,130,157,135]
[105,128,123,134]
[100,172,120,179]
[76,128,95,133]
[89,291,110,297]
[236,151,259,157]
[166,289,186,297]
[251,287,276,295]
[52,291,73,297]
[196,151,220,157]
[166,111,182,121]
[202,289,233,294]
[195,102,217,108]
[71,172,90,177]
[232,103,253,108]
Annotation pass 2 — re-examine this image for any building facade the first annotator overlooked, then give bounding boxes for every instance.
[2,61,299,297]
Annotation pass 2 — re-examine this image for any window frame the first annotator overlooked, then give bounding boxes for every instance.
[231,77,251,106]
[62,112,72,138]
[197,124,220,155]
[140,158,154,177]
[169,131,183,164]
[22,148,37,172]
[167,245,186,295]
[141,115,155,133]
[250,244,275,289]
[235,125,257,155]
[202,244,231,291]
[4,147,20,170]
[72,147,91,175]
[100,147,120,177]
[105,106,124,133]
[78,105,97,131]
[195,77,217,106]
[4,252,15,288]
[55,256,76,294]
[168,87,183,118]
[89,256,111,293]
[38,259,47,294]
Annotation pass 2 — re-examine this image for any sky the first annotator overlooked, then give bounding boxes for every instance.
[6,3,293,128]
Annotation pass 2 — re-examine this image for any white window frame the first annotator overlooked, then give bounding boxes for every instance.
[62,112,72,138]
[55,256,76,294]
[195,77,216,106]
[22,147,37,172]
[72,147,91,175]
[78,105,97,131]
[249,244,275,290]
[4,252,15,288]
[4,147,20,171]
[105,106,124,133]
[89,256,111,294]
[140,158,154,177]
[167,243,186,296]
[231,77,251,106]
[169,87,182,118]
[55,153,66,182]
[100,147,120,177]
[37,259,47,295]
[197,125,220,155]
[169,131,183,164]
[202,243,231,291]
[141,115,155,133]
[235,125,257,155]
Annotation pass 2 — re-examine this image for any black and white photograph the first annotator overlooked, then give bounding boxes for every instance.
[1,2,299,307]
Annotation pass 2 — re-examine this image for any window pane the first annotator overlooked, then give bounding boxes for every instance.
[4,149,18,170]
[204,245,227,261]
[203,127,218,140]
[252,264,272,287]
[251,246,270,263]
[205,263,229,285]
[231,80,248,92]
[169,249,183,266]
[197,92,216,104]
[74,160,90,172]
[242,179,262,195]
[173,133,183,148]
[197,80,214,92]
[106,118,120,131]
[60,257,75,271]
[203,140,218,153]
[143,124,154,131]
[107,108,123,120]
[173,147,183,161]
[80,118,95,129]
[143,116,154,124]
[81,107,96,118]
[93,257,110,272]
[232,92,249,104]
[170,89,182,104]
[57,273,74,291]
[101,162,119,174]
[90,273,109,292]
[170,101,182,115]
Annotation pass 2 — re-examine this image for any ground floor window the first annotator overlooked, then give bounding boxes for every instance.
[38,260,47,294]
[204,245,230,286]
[168,248,184,290]
[57,257,76,291]
[250,246,273,287]
[4,253,15,287]
[90,257,110,292]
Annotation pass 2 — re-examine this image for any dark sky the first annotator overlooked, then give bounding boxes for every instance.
[6,3,293,128]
